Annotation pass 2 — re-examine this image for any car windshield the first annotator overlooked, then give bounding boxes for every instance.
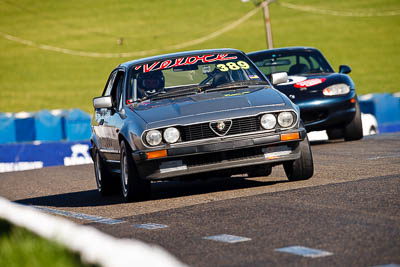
[127,53,268,102]
[249,49,334,77]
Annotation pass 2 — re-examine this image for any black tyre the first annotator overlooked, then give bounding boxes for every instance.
[247,164,272,178]
[94,149,117,196]
[283,136,314,181]
[327,128,343,140]
[343,100,363,141]
[120,140,151,202]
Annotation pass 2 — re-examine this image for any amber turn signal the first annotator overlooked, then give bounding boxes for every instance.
[147,149,167,159]
[280,132,300,141]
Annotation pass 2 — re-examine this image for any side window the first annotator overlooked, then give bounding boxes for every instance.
[116,72,125,110]
[308,56,320,71]
[103,71,117,97]
[299,56,311,69]
[109,71,125,111]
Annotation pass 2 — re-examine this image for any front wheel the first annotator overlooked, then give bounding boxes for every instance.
[327,128,343,140]
[343,100,363,141]
[283,136,314,181]
[120,140,151,202]
[94,149,117,196]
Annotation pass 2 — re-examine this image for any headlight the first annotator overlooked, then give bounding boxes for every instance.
[260,114,277,130]
[163,127,180,144]
[277,112,294,128]
[323,83,350,96]
[145,130,162,146]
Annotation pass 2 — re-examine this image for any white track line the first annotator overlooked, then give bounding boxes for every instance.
[0,4,262,58]
[275,245,333,258]
[279,2,400,17]
[34,206,125,225]
[0,197,187,267]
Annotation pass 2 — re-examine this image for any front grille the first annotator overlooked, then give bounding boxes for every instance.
[180,116,261,142]
[301,109,328,124]
[184,146,264,167]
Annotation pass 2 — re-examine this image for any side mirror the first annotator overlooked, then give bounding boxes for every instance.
[339,65,351,74]
[93,96,112,109]
[270,72,288,85]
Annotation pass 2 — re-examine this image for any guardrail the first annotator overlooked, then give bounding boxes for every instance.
[0,140,92,173]
[358,93,400,133]
[0,109,91,144]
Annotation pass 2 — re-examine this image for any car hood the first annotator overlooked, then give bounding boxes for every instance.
[274,72,351,102]
[132,87,288,128]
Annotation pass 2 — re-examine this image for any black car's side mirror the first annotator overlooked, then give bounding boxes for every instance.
[270,72,288,85]
[93,96,113,109]
[339,65,351,74]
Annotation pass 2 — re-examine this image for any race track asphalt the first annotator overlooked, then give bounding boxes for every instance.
[1,133,399,267]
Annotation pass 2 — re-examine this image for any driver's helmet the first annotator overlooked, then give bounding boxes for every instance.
[137,70,165,96]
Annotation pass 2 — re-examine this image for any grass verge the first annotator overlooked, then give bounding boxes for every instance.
[0,219,97,267]
[0,0,399,113]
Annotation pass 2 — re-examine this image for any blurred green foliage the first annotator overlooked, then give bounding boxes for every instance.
[0,219,97,267]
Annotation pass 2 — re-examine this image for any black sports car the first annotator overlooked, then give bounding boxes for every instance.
[248,47,363,141]
[90,48,313,202]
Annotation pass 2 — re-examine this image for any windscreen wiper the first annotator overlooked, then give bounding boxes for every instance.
[149,84,212,101]
[204,80,268,93]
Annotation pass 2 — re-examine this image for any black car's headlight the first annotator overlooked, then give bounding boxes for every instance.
[145,130,162,146]
[260,114,277,130]
[323,83,350,96]
[163,127,180,144]
[277,112,294,128]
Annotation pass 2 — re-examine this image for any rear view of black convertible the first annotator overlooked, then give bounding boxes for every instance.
[90,49,313,202]
[248,47,363,141]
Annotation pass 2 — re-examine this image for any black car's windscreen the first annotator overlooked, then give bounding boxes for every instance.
[127,53,267,101]
[250,50,334,77]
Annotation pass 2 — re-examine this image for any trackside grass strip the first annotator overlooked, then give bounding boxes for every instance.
[0,219,98,267]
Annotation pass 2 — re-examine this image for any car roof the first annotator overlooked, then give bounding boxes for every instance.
[119,48,245,68]
[248,46,321,56]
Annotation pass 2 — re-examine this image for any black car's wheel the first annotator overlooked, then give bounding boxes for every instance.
[343,100,363,141]
[247,164,272,178]
[120,140,151,202]
[94,149,116,196]
[327,128,343,140]
[283,136,314,181]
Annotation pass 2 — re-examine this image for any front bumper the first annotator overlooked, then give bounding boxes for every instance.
[133,129,306,180]
[297,93,357,131]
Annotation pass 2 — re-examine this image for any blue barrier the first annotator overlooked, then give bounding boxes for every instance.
[35,110,64,142]
[359,93,400,133]
[0,141,92,173]
[63,109,92,141]
[0,109,92,144]
[14,112,36,143]
[0,113,16,144]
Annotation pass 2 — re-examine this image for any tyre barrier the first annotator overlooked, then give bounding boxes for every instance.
[0,109,93,173]
[0,141,92,173]
[0,108,91,144]
[358,93,400,133]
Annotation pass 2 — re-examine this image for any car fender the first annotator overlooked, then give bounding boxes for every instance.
[89,132,101,160]
[119,108,147,152]
[272,88,301,123]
